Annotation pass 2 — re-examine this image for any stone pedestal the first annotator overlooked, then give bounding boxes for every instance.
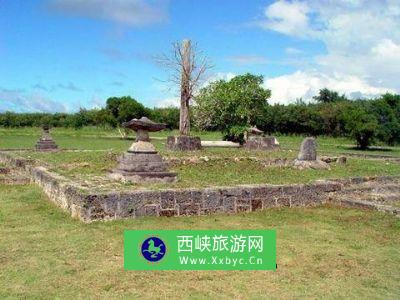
[110,141,177,183]
[166,136,201,151]
[244,136,279,150]
[35,128,58,151]
[109,117,177,183]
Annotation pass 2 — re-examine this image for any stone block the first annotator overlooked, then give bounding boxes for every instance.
[136,204,159,217]
[166,136,202,151]
[160,190,175,209]
[251,199,263,211]
[179,202,200,215]
[236,205,251,212]
[160,209,177,217]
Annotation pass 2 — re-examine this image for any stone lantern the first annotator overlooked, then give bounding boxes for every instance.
[35,125,58,151]
[109,117,177,183]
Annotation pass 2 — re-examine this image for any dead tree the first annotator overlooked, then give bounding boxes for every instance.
[157,39,211,136]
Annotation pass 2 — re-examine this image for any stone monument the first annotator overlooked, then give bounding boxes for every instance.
[35,125,58,151]
[109,117,177,183]
[293,137,329,169]
[244,126,279,150]
[166,135,201,151]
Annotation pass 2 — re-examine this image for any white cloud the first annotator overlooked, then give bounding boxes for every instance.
[203,72,236,85]
[48,0,168,27]
[257,0,316,38]
[155,97,179,108]
[285,47,303,55]
[264,71,393,104]
[227,55,268,65]
[257,0,400,102]
[0,89,68,112]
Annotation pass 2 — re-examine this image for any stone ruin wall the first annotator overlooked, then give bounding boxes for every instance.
[0,151,397,222]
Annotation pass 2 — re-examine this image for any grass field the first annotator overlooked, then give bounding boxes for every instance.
[0,184,399,299]
[1,127,400,156]
[1,127,400,189]
[1,128,400,298]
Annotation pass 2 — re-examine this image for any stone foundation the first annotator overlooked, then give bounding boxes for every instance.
[166,136,202,151]
[36,139,58,151]
[1,151,398,222]
[293,159,330,170]
[244,136,279,150]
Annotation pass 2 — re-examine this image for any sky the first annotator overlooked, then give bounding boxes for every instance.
[0,0,399,112]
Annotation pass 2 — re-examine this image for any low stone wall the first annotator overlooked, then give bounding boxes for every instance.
[78,180,342,221]
[0,151,398,222]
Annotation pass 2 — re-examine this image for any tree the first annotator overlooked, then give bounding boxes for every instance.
[343,103,378,149]
[157,40,211,136]
[105,96,148,125]
[151,107,180,129]
[313,88,347,103]
[194,73,271,143]
[371,97,400,146]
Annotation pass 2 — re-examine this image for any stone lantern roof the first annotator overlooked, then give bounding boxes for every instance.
[122,117,166,132]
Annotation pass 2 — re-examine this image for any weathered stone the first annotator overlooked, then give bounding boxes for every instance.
[191,190,203,202]
[166,135,202,151]
[201,189,223,214]
[251,199,263,211]
[294,137,329,170]
[276,196,291,207]
[223,198,236,213]
[297,137,317,161]
[174,190,193,204]
[160,191,175,209]
[35,126,58,151]
[261,196,276,208]
[179,202,200,215]
[236,205,251,212]
[136,204,159,217]
[141,191,161,205]
[12,150,400,222]
[160,209,177,217]
[122,117,166,141]
[110,117,177,183]
[244,136,280,150]
[128,141,156,152]
[293,159,330,170]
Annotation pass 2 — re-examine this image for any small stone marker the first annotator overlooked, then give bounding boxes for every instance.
[293,137,329,170]
[109,117,177,183]
[244,126,279,150]
[297,137,317,161]
[35,125,58,151]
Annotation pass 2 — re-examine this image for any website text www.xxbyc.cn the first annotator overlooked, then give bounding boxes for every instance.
[178,256,263,266]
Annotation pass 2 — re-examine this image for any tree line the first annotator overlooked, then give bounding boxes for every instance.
[1,74,399,149]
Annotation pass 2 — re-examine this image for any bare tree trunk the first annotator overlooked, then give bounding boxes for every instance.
[180,39,191,136]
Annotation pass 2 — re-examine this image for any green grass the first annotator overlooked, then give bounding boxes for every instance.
[2,127,400,190]
[7,149,400,190]
[1,127,399,157]
[1,184,399,299]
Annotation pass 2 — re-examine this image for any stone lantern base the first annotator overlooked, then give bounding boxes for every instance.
[109,141,177,183]
[166,136,202,151]
[244,136,279,150]
[35,138,58,151]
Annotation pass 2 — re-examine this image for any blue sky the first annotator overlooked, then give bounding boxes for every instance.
[1,0,399,112]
